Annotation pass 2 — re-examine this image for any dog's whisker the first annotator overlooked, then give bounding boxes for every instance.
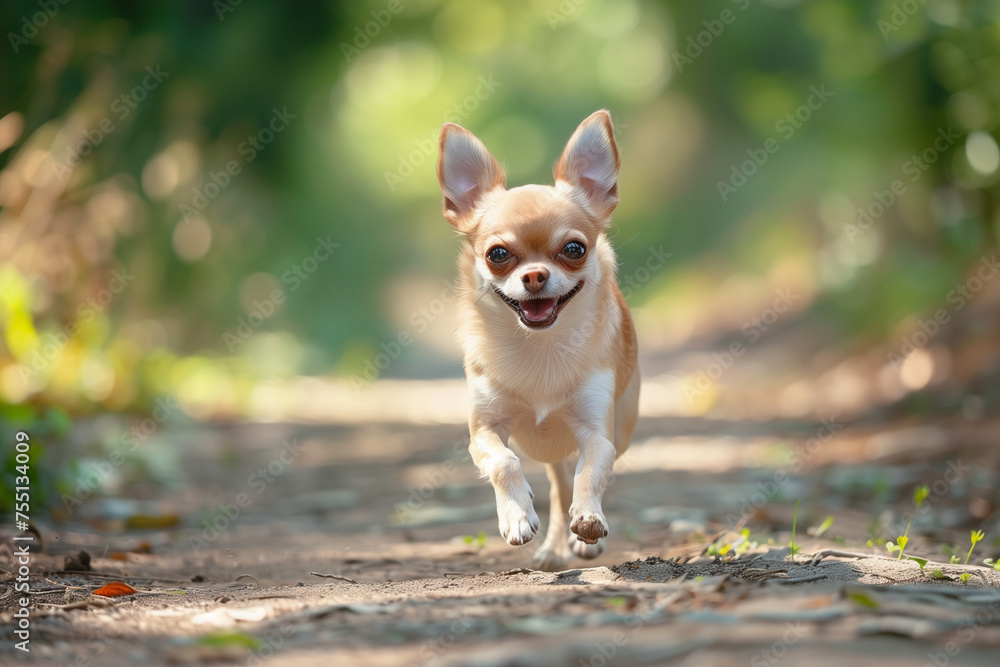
[613,230,640,249]
[472,286,492,306]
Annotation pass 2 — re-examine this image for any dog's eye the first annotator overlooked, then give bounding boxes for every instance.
[486,246,511,264]
[562,241,586,260]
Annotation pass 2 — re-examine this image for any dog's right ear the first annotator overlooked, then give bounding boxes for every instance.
[437,123,505,232]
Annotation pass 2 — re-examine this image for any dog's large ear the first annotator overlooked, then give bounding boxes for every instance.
[554,110,620,221]
[437,123,505,232]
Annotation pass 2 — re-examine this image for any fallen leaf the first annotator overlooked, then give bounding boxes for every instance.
[126,514,180,530]
[93,582,138,597]
[108,552,129,561]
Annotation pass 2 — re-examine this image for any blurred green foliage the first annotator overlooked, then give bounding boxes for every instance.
[0,0,998,418]
[0,402,69,512]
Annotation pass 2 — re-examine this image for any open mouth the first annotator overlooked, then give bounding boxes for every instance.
[493,281,584,329]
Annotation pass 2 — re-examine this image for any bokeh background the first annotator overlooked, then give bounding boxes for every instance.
[2,0,1000,518]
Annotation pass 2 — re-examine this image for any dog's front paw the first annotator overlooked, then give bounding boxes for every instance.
[569,508,608,545]
[497,499,540,546]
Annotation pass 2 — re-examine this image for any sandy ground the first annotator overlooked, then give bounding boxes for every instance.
[2,408,1000,665]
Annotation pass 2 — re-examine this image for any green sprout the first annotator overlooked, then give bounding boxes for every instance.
[960,573,971,584]
[887,535,908,560]
[983,558,1000,571]
[462,531,487,549]
[930,569,945,579]
[847,591,879,609]
[735,528,755,554]
[789,500,801,559]
[965,530,985,565]
[814,515,834,538]
[708,528,757,559]
[888,485,928,561]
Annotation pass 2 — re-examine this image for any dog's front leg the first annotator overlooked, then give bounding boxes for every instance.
[568,370,617,545]
[469,424,540,546]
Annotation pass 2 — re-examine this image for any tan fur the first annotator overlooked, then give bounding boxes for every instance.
[437,111,639,570]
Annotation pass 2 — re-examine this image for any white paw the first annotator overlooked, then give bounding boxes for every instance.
[532,540,571,571]
[497,498,539,546]
[569,507,608,545]
[570,536,605,559]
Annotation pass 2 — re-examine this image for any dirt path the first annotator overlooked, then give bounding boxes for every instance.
[3,413,1000,665]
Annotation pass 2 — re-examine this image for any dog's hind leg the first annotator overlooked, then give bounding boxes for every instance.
[532,459,574,571]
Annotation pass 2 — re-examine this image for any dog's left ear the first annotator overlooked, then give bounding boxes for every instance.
[554,110,620,221]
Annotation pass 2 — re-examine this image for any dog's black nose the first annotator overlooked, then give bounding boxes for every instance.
[522,268,548,293]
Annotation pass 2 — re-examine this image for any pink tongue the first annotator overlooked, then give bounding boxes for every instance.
[521,298,556,321]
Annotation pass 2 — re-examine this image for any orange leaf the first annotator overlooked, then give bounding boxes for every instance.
[108,552,129,561]
[93,582,138,597]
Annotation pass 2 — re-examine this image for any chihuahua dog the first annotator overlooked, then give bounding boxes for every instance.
[436,110,639,571]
